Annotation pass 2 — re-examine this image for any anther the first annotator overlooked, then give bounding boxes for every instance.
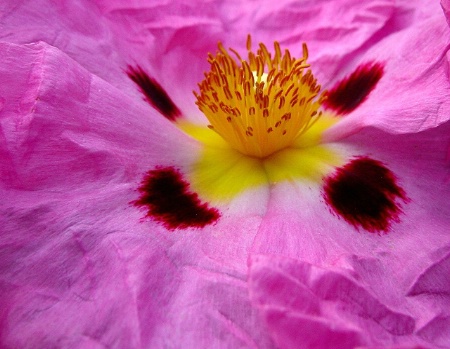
[195,35,325,158]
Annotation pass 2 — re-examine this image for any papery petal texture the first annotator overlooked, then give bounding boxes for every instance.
[442,0,450,25]
[0,1,132,88]
[1,0,450,348]
[0,41,273,348]
[248,254,436,349]
[324,14,450,139]
[251,121,450,347]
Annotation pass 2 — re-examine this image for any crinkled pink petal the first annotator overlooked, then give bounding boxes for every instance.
[93,0,450,130]
[2,0,448,130]
[442,0,450,25]
[91,0,230,119]
[92,0,395,119]
[0,1,135,89]
[90,0,436,119]
[231,0,396,81]
[248,254,434,349]
[1,1,450,348]
[0,41,197,190]
[325,14,450,139]
[407,251,450,345]
[0,41,272,348]
[251,121,450,347]
[253,122,450,271]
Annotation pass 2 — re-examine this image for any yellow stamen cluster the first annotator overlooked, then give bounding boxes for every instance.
[194,35,325,158]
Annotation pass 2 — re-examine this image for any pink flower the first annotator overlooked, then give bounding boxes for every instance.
[1,1,450,348]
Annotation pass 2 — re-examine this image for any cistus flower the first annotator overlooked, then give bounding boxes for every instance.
[1,0,450,348]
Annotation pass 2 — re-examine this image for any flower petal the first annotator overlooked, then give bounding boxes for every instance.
[93,0,227,120]
[0,42,197,191]
[248,254,425,349]
[0,41,272,348]
[0,1,134,87]
[408,251,450,297]
[2,1,449,348]
[90,0,429,118]
[325,15,450,139]
[245,0,395,79]
[251,121,450,347]
[442,0,450,25]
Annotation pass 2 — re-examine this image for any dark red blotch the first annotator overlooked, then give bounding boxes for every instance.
[127,65,181,121]
[323,157,408,233]
[324,62,384,115]
[133,167,220,230]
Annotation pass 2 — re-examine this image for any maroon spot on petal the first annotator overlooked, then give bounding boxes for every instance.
[127,65,181,121]
[323,62,384,115]
[133,167,220,230]
[323,157,408,233]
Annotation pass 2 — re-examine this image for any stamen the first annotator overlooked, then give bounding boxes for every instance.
[195,35,325,158]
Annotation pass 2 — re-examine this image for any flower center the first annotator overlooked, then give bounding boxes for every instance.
[195,36,326,158]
